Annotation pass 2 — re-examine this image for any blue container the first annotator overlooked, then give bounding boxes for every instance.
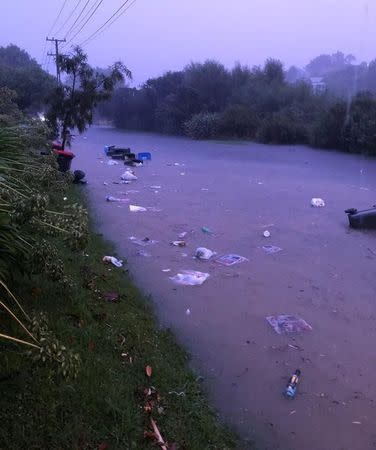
[138,152,152,161]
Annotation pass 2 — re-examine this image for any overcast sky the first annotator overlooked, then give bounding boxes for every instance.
[0,0,374,85]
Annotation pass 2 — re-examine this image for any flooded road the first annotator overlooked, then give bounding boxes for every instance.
[74,126,376,450]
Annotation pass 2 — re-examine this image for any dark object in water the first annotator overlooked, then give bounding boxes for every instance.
[345,207,376,229]
[124,158,143,166]
[104,145,130,159]
[73,170,86,184]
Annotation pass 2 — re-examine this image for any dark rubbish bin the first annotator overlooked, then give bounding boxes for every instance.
[54,150,75,172]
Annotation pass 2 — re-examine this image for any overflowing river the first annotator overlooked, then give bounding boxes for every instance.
[74,126,376,450]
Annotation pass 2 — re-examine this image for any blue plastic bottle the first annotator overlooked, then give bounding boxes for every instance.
[285,369,301,398]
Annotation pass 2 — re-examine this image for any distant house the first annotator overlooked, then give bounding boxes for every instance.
[310,77,326,94]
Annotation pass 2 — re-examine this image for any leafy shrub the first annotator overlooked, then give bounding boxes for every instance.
[257,108,309,144]
[311,92,376,155]
[218,104,260,138]
[311,101,347,149]
[184,112,221,139]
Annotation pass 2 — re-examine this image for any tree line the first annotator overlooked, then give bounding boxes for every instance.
[0,44,375,155]
[98,55,376,155]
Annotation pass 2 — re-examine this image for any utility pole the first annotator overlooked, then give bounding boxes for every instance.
[46,37,66,84]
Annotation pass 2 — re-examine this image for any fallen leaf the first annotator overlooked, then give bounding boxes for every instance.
[144,430,156,440]
[31,287,41,297]
[146,365,152,377]
[144,402,153,413]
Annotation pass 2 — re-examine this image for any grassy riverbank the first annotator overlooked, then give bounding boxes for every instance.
[0,186,237,450]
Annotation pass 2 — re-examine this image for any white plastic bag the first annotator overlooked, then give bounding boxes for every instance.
[121,170,137,181]
[195,247,215,260]
[129,204,147,212]
[311,198,325,207]
[102,256,123,267]
[169,270,210,286]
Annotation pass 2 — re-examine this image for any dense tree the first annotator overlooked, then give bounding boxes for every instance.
[46,46,131,148]
[306,51,355,77]
[0,87,23,126]
[0,44,55,111]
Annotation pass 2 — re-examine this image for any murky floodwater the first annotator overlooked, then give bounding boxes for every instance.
[73,126,376,450]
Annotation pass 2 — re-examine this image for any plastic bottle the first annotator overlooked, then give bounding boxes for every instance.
[285,369,301,398]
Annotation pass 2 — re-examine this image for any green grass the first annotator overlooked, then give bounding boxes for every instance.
[0,187,237,450]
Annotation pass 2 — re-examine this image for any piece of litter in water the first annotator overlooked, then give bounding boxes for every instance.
[129,204,147,212]
[311,198,325,207]
[201,188,209,191]
[106,195,130,203]
[107,160,119,166]
[186,308,191,315]
[352,421,361,425]
[150,185,161,189]
[102,256,123,267]
[170,270,209,286]
[262,245,282,254]
[137,249,151,257]
[103,182,109,186]
[181,252,188,257]
[171,240,186,247]
[215,254,247,266]
[288,344,303,351]
[121,170,137,181]
[195,247,215,260]
[201,226,213,234]
[129,236,158,246]
[266,315,313,335]
[162,269,171,272]
[180,172,185,176]
[178,231,187,238]
[263,230,271,238]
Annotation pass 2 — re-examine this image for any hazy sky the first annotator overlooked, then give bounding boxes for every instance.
[0,0,375,85]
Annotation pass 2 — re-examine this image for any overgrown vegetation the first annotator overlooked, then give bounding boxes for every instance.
[99,54,376,155]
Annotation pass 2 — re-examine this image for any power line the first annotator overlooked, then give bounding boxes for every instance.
[63,0,91,41]
[55,0,83,37]
[64,0,104,46]
[64,0,102,39]
[47,0,69,36]
[79,0,137,48]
